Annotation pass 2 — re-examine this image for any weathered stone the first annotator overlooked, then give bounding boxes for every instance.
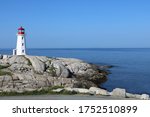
[126,93,136,98]
[60,78,74,87]
[64,87,89,94]
[68,62,90,75]
[24,88,36,92]
[53,79,62,86]
[89,87,110,96]
[73,80,97,89]
[51,61,69,78]
[9,64,31,72]
[3,75,12,81]
[64,87,74,92]
[56,58,90,74]
[0,55,108,93]
[45,60,51,68]
[52,88,64,93]
[25,56,46,73]
[111,88,126,97]
[36,56,49,63]
[134,94,141,99]
[141,94,149,100]
[2,55,9,59]
[72,88,89,94]
[8,55,29,65]
[2,88,12,92]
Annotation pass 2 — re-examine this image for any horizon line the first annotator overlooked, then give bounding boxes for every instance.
[1,47,150,49]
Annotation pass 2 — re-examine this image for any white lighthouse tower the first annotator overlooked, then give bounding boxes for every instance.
[13,26,26,55]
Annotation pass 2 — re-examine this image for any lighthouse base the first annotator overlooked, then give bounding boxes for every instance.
[13,49,17,55]
[13,49,26,55]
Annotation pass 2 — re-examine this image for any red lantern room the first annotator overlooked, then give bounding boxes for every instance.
[18,26,25,34]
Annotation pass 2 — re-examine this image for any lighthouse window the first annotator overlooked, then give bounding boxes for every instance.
[22,37,24,40]
[22,43,24,46]
[22,50,24,53]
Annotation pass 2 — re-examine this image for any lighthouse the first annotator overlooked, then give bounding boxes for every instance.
[13,26,26,55]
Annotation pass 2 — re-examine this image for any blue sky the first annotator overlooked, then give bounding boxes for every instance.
[0,0,150,48]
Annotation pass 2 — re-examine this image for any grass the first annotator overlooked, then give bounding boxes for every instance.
[0,86,78,96]
[0,70,12,76]
[0,64,12,76]
[0,65,10,69]
[49,85,64,89]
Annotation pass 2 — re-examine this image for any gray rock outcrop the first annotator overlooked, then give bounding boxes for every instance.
[0,55,107,93]
[111,88,126,98]
[111,88,150,100]
[51,61,69,78]
[89,87,110,96]
[8,55,29,65]
[141,94,149,100]
[25,56,46,74]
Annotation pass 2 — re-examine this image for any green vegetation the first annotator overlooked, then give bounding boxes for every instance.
[0,86,77,96]
[48,60,51,64]
[49,85,64,90]
[0,64,9,69]
[27,59,32,66]
[47,65,56,76]
[24,57,32,66]
[0,70,12,76]
[0,64,12,76]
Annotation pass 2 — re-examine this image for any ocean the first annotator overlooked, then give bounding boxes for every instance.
[0,48,150,94]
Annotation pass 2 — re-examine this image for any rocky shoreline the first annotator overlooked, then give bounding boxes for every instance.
[0,55,107,91]
[0,54,149,99]
[52,87,149,100]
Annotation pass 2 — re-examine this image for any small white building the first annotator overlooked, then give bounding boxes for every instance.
[13,26,26,55]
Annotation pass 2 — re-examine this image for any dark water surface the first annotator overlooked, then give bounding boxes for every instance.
[1,48,150,94]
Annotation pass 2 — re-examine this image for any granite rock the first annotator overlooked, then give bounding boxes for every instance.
[111,88,126,98]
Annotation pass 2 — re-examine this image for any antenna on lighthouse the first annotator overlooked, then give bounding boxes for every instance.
[13,26,27,55]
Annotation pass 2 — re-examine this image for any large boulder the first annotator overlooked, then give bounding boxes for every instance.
[89,87,109,96]
[64,87,89,94]
[59,58,91,75]
[126,93,137,98]
[56,58,87,72]
[72,88,90,94]
[111,88,126,98]
[25,56,46,74]
[52,88,64,93]
[64,87,74,92]
[56,58,107,85]
[141,94,149,100]
[51,61,69,78]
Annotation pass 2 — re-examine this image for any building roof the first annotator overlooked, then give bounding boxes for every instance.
[18,26,24,30]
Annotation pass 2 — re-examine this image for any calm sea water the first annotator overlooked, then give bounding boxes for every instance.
[0,48,150,94]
